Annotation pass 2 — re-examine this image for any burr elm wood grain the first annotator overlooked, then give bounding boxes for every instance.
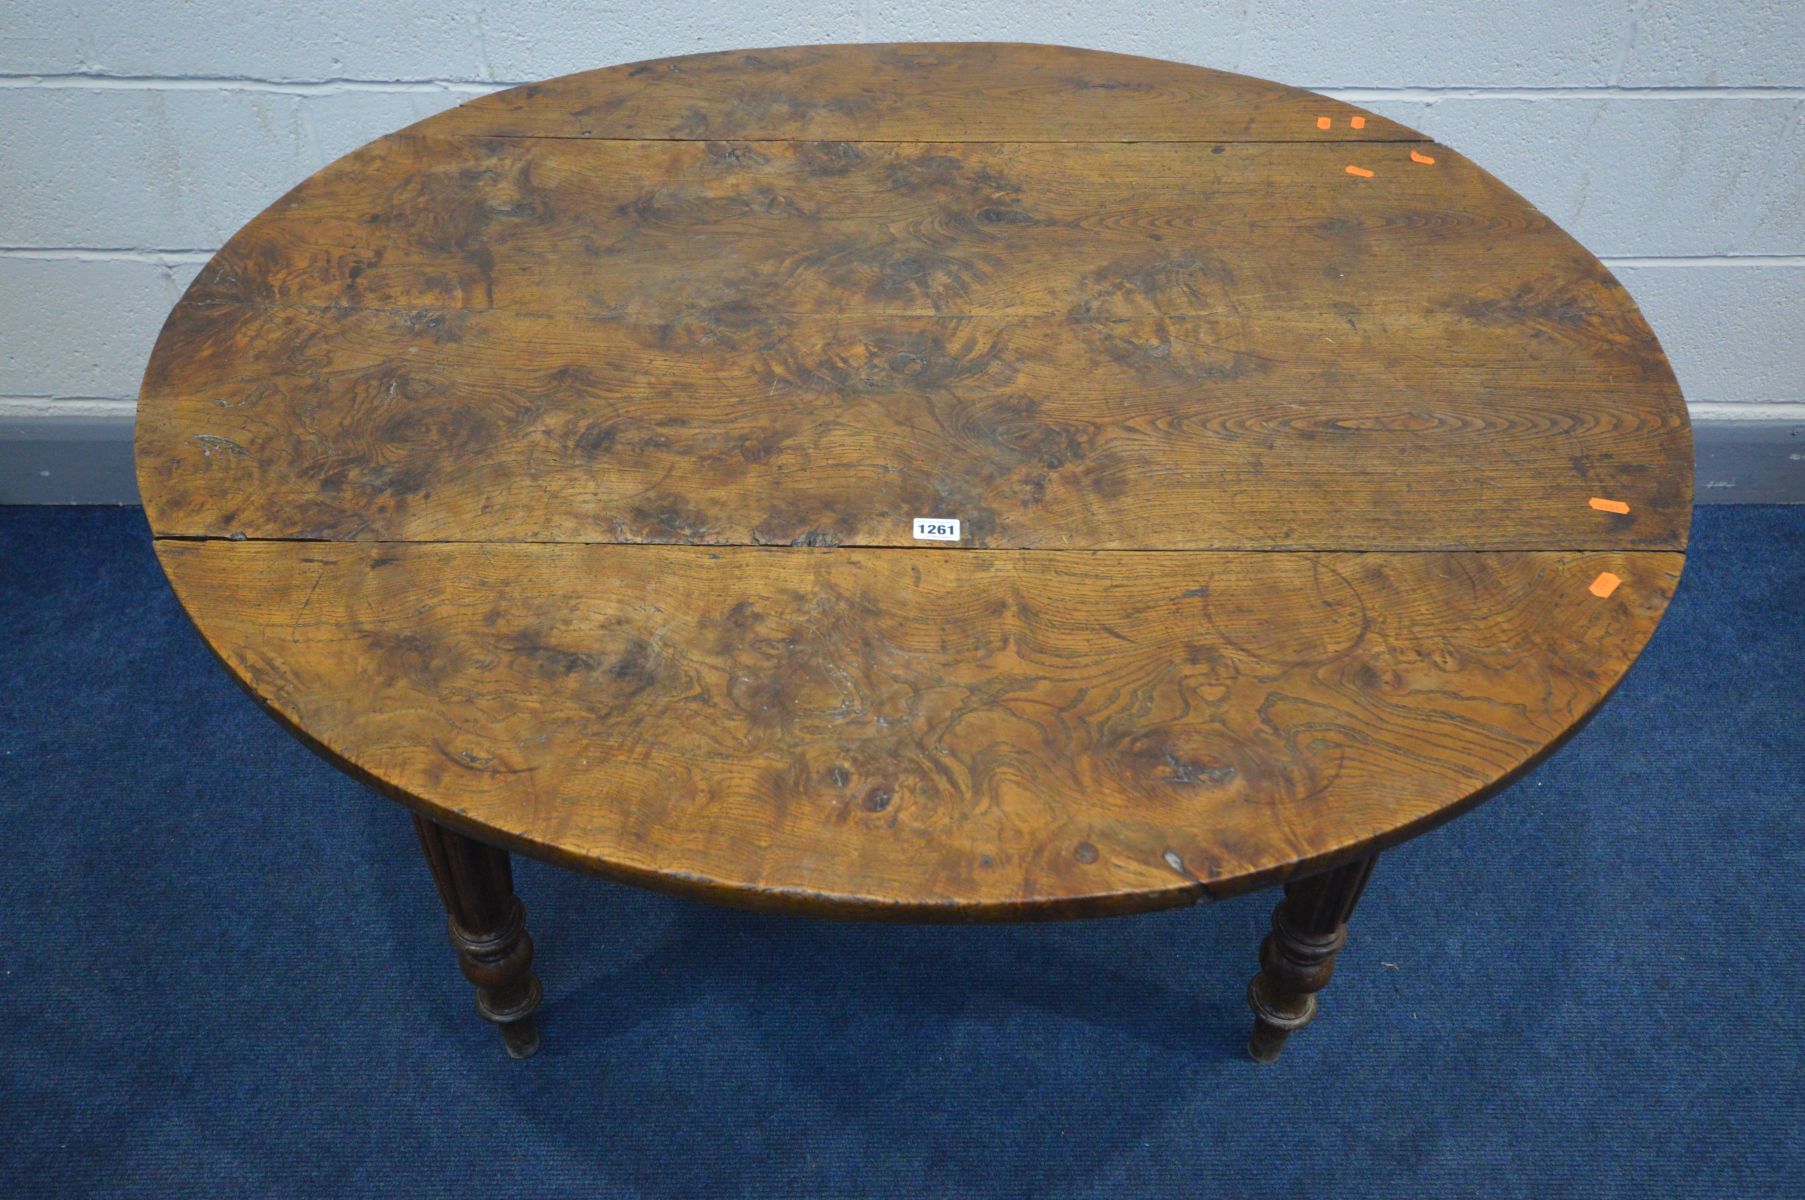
[134,46,1693,1055]
[138,128,1691,548]
[177,135,1569,322]
[154,539,1682,917]
[139,296,1688,550]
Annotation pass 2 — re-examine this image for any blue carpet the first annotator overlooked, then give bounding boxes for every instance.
[0,505,1800,1197]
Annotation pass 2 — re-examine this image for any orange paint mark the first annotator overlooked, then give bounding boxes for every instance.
[1589,497,1631,515]
[1589,572,1622,599]
[1345,164,1374,178]
[1410,149,1437,165]
[1350,116,1367,129]
[1316,115,1332,130]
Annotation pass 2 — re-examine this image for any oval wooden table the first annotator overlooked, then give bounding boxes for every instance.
[136,43,1692,1062]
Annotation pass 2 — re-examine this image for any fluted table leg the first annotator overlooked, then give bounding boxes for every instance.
[1246,855,1377,1063]
[412,814,544,1058]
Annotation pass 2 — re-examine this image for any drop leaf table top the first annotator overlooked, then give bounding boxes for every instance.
[137,43,1691,924]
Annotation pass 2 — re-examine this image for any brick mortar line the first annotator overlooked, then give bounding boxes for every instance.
[1604,256,1805,268]
[0,75,503,93]
[0,248,216,262]
[1323,86,1805,100]
[0,74,1802,98]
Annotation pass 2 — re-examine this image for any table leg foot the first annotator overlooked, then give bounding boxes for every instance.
[413,814,544,1059]
[1246,855,1376,1063]
[497,1014,541,1060]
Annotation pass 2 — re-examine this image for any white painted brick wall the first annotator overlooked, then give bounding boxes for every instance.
[0,256,192,398]
[3,1,1801,439]
[1363,97,1805,257]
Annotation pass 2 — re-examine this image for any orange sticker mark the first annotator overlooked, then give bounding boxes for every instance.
[1410,149,1437,165]
[1350,116,1367,129]
[1345,164,1374,178]
[1589,497,1631,515]
[1316,116,1332,130]
[1589,572,1622,599]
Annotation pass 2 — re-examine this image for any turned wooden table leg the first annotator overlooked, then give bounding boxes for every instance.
[411,814,544,1058]
[1246,854,1377,1063]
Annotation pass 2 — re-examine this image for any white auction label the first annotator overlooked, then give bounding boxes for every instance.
[912,517,961,541]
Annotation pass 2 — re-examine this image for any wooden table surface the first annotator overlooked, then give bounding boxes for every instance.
[136,43,1692,920]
